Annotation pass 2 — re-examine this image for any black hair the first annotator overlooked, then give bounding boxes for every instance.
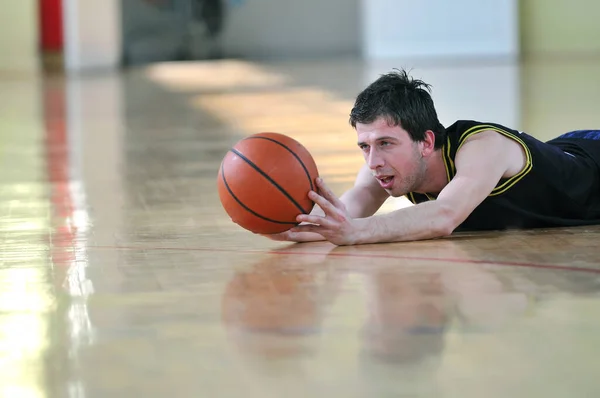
[349,69,446,149]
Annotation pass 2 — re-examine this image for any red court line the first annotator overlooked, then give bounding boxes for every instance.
[90,244,600,274]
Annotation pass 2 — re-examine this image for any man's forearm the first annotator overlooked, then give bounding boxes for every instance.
[354,200,456,244]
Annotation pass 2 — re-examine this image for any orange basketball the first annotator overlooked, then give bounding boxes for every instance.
[217,132,319,234]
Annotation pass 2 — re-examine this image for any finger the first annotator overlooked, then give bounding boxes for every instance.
[308,190,339,215]
[296,213,335,228]
[291,224,324,234]
[284,229,326,242]
[316,177,345,208]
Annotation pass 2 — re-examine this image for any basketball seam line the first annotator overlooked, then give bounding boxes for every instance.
[221,162,299,225]
[244,136,314,191]
[231,148,309,214]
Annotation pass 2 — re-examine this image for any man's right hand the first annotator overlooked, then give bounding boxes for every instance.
[261,230,326,243]
[261,168,388,244]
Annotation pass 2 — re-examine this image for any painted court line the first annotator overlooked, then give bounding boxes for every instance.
[90,244,600,274]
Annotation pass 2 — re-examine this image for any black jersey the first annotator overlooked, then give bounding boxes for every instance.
[405,120,600,231]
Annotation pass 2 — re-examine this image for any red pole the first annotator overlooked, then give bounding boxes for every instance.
[39,0,63,51]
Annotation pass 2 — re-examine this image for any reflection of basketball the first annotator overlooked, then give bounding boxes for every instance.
[217,132,319,234]
[221,260,319,333]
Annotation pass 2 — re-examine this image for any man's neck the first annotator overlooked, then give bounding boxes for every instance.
[418,150,449,195]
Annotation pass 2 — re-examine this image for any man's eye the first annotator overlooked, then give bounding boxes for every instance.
[380,141,390,146]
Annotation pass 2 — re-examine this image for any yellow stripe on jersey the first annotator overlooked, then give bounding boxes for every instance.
[457,124,533,196]
[443,135,455,182]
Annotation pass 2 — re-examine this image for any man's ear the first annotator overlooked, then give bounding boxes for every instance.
[421,130,436,156]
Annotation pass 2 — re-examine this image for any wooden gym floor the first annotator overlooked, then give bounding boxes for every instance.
[1,56,600,397]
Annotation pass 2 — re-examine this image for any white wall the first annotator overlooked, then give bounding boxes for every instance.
[362,0,519,60]
[220,0,360,59]
[0,0,39,73]
[363,61,521,131]
[63,0,122,72]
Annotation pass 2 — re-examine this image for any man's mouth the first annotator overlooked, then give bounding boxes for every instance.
[376,175,395,189]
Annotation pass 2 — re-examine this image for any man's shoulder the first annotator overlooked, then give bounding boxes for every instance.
[447,120,526,144]
[446,120,488,139]
[447,119,516,132]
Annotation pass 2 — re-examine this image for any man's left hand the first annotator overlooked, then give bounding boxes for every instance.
[292,178,366,246]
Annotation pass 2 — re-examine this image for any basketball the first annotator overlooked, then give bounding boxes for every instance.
[217,132,320,234]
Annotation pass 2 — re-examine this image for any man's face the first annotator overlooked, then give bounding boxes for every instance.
[356,117,428,197]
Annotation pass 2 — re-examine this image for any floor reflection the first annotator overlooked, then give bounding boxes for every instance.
[1,55,600,397]
[0,76,54,398]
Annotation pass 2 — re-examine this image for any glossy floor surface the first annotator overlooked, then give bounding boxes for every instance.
[2,56,600,397]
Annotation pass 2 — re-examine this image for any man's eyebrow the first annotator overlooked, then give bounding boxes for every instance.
[357,136,398,145]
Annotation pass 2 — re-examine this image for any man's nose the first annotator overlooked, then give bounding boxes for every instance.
[367,150,384,169]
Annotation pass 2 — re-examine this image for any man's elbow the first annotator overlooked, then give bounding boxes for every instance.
[435,202,462,237]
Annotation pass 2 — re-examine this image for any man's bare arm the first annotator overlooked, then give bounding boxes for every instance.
[341,163,390,218]
[295,130,523,245]
[352,131,520,244]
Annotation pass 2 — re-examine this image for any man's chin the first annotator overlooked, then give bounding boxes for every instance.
[387,183,416,198]
[387,188,406,198]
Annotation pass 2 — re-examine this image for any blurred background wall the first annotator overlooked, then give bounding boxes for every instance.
[520,0,600,57]
[219,0,360,59]
[361,0,518,60]
[62,0,122,71]
[1,0,600,73]
[0,1,40,73]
